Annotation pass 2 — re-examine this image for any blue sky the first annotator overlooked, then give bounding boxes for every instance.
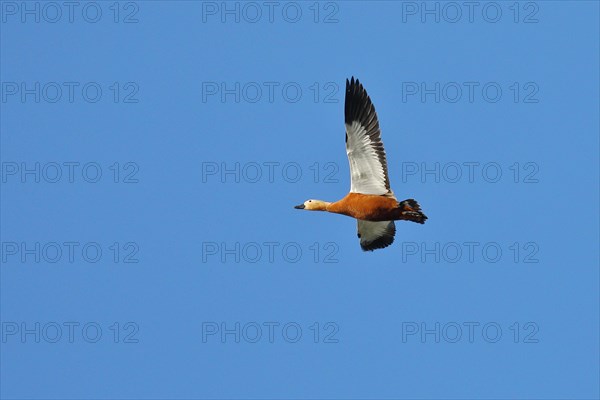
[1,1,599,399]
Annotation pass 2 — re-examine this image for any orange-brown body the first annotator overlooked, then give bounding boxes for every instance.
[326,193,413,222]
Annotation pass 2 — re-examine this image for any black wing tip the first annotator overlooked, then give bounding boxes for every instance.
[346,76,360,92]
[345,76,371,125]
[360,237,395,252]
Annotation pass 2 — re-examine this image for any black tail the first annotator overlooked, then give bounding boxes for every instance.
[398,199,427,224]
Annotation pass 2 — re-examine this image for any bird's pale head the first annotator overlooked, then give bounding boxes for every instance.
[294,199,329,211]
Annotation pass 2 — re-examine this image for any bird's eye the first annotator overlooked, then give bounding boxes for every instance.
[309,200,312,202]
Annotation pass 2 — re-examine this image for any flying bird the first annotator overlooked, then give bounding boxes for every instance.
[295,77,427,251]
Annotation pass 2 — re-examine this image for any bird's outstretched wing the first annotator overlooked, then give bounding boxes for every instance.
[345,77,391,196]
[357,220,396,251]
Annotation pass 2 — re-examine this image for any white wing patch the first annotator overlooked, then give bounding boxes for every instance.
[357,220,396,251]
[344,77,391,196]
[346,120,389,195]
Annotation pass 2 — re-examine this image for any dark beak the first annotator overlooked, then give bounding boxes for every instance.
[294,204,305,209]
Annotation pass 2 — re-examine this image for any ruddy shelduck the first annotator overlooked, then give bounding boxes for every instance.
[295,77,427,251]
